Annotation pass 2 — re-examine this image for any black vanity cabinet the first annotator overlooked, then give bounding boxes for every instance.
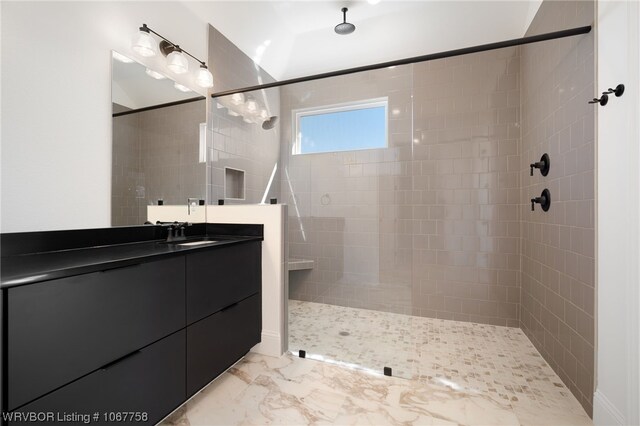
[185,241,262,397]
[10,331,186,426]
[3,239,262,425]
[186,241,261,324]
[7,257,186,412]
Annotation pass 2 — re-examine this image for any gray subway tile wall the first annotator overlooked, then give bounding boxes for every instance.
[282,48,522,327]
[412,48,522,327]
[112,111,143,226]
[519,0,595,416]
[139,100,207,208]
[207,25,281,204]
[111,99,206,226]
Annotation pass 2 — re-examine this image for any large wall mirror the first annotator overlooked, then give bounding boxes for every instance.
[111,51,207,226]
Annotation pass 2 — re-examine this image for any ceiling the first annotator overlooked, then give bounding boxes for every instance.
[182,0,543,81]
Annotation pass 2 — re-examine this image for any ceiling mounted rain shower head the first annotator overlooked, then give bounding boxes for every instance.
[335,7,355,35]
[262,116,279,130]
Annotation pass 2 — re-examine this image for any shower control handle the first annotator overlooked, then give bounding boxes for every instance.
[531,188,551,212]
[530,162,543,176]
[530,153,550,176]
[530,197,544,211]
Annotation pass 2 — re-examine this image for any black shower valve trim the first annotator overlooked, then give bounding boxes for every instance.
[531,188,551,212]
[530,153,550,177]
[589,94,608,106]
[602,84,625,97]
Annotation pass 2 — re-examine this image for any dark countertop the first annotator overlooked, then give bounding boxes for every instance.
[1,224,263,288]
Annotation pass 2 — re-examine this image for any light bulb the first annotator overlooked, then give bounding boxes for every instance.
[259,109,269,120]
[195,65,214,88]
[167,48,188,74]
[230,93,245,105]
[131,27,157,58]
[174,82,191,92]
[246,98,258,112]
[145,68,165,80]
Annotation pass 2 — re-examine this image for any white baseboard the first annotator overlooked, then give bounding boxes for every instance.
[251,330,283,357]
[593,390,626,426]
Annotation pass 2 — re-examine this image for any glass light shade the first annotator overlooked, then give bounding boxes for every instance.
[230,93,245,105]
[167,50,188,74]
[173,82,191,92]
[245,98,258,112]
[131,30,157,57]
[145,68,165,80]
[195,66,214,88]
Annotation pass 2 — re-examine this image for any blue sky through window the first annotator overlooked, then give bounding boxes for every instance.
[298,105,387,154]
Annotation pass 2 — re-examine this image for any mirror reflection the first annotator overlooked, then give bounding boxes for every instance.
[208,87,280,205]
[111,51,207,226]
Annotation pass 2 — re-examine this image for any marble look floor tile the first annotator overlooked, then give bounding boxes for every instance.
[162,301,592,426]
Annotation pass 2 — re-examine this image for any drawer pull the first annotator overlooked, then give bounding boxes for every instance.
[100,350,141,370]
[221,302,239,312]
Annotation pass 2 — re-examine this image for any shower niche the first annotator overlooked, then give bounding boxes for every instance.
[224,167,245,200]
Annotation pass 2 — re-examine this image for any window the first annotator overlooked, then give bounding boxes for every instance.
[293,98,388,155]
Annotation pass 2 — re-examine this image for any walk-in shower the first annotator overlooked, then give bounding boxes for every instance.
[210,2,596,415]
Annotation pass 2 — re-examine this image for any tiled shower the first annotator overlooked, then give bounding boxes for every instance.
[285,2,593,415]
[211,0,594,415]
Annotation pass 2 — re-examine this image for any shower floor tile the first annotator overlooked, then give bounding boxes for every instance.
[161,300,591,425]
[288,300,591,423]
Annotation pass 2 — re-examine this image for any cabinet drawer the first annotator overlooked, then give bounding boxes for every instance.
[186,293,261,397]
[7,257,186,410]
[9,330,186,426]
[186,241,261,324]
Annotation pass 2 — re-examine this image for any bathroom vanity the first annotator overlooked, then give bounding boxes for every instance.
[0,223,263,425]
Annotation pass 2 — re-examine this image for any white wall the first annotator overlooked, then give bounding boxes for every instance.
[594,1,640,425]
[0,2,209,232]
[204,205,288,358]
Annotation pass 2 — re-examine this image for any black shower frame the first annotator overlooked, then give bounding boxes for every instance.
[210,25,591,98]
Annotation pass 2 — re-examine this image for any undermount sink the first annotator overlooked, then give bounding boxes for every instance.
[177,240,219,247]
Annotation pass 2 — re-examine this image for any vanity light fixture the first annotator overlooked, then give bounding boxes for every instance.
[167,46,188,74]
[245,97,258,112]
[230,93,245,105]
[131,24,157,57]
[130,23,214,88]
[218,95,276,130]
[196,64,214,88]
